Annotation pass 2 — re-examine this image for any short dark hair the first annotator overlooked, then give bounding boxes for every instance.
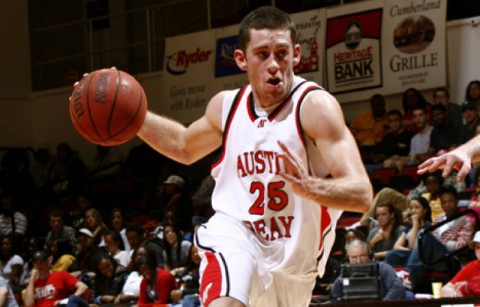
[439,185,458,199]
[431,103,447,114]
[387,109,403,118]
[238,6,297,52]
[125,223,144,236]
[433,87,449,98]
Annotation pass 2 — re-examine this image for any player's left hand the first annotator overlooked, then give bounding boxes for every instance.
[277,140,312,198]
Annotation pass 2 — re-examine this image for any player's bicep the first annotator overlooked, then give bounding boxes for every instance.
[183,92,224,160]
[301,92,364,178]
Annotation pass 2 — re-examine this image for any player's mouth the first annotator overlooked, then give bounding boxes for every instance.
[267,77,282,87]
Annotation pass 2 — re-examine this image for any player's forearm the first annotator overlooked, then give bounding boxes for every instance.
[304,176,372,213]
[138,111,190,163]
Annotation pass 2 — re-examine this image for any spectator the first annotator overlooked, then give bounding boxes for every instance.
[367,203,406,260]
[29,148,52,190]
[441,230,480,297]
[0,195,28,245]
[48,143,86,198]
[113,246,148,305]
[65,194,93,231]
[406,186,475,289]
[103,230,130,269]
[359,187,408,228]
[465,80,480,110]
[420,172,443,222]
[458,101,480,145]
[125,224,164,268]
[49,240,75,272]
[170,245,201,307]
[331,239,405,300]
[0,235,24,295]
[137,249,176,306]
[432,87,462,128]
[84,208,109,247]
[91,253,129,305]
[89,145,124,181]
[162,223,192,272]
[69,228,98,285]
[161,175,192,233]
[428,104,462,154]
[0,275,18,307]
[349,94,388,147]
[108,208,130,252]
[401,88,432,133]
[383,106,433,171]
[24,250,89,307]
[385,196,432,267]
[44,209,77,251]
[366,109,413,175]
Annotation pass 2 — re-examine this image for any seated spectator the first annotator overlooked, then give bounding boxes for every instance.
[359,188,408,227]
[349,94,388,147]
[441,230,480,297]
[383,106,433,171]
[432,87,463,128]
[465,80,480,110]
[113,246,148,305]
[0,275,18,307]
[91,253,129,305]
[162,223,192,272]
[366,109,413,175]
[161,175,192,233]
[108,208,130,252]
[69,228,98,285]
[24,250,89,307]
[367,203,406,260]
[103,230,130,269]
[89,145,124,181]
[170,245,201,307]
[406,186,475,289]
[458,101,480,146]
[125,224,164,268]
[428,104,462,154]
[420,172,444,222]
[137,248,176,306]
[0,235,24,294]
[84,208,109,247]
[385,197,432,267]
[0,195,28,245]
[44,209,77,251]
[49,240,75,272]
[401,88,432,133]
[330,239,405,300]
[48,143,86,198]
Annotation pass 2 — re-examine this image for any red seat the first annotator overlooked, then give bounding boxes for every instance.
[401,165,420,183]
[371,167,398,186]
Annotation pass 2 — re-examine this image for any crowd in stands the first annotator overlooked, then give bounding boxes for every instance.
[1,81,480,305]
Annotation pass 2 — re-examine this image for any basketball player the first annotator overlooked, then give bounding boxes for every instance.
[137,6,372,307]
[418,134,480,182]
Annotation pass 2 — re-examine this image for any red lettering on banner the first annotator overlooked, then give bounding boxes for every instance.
[176,48,213,69]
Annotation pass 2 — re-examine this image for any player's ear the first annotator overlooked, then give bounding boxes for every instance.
[292,44,301,67]
[234,49,247,71]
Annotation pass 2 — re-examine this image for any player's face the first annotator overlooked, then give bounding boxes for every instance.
[235,28,301,107]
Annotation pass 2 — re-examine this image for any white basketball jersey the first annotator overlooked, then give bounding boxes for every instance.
[210,76,342,277]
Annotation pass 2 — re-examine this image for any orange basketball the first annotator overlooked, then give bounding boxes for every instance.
[69,67,147,146]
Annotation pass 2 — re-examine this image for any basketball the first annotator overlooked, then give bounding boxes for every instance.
[69,67,148,146]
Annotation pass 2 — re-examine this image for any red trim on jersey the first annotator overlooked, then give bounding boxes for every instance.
[247,93,256,122]
[294,85,323,147]
[200,252,223,306]
[211,86,248,171]
[318,206,332,251]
